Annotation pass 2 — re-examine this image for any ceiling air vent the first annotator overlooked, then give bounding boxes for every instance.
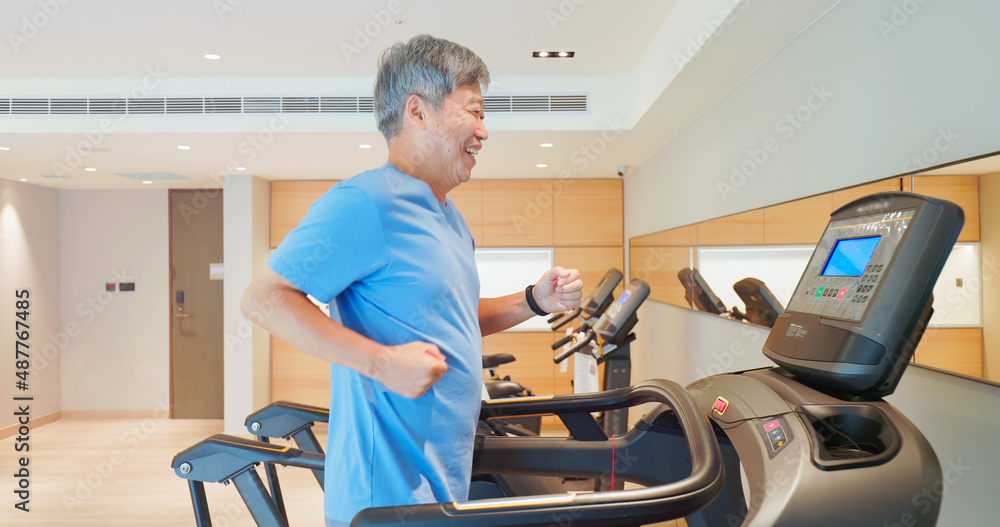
[0,94,587,115]
[11,99,49,114]
[244,97,281,113]
[50,99,89,114]
[127,98,165,114]
[483,94,588,113]
[282,97,320,113]
[89,98,127,114]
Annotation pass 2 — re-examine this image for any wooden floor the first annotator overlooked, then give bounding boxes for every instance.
[0,418,685,526]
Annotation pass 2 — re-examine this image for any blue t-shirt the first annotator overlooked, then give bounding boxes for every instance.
[267,163,482,524]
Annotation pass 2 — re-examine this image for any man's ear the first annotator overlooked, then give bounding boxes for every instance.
[403,93,428,131]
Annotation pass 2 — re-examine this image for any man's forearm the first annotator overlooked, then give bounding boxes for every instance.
[241,276,383,377]
[479,293,535,336]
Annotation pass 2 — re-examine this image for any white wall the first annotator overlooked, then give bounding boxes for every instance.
[223,175,271,433]
[626,0,1000,237]
[59,190,170,412]
[0,180,61,432]
[625,1,1000,524]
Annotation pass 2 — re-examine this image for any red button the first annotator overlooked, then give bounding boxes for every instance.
[763,420,780,431]
[713,396,729,415]
[837,287,848,299]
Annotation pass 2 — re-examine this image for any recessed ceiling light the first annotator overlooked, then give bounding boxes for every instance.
[142,180,153,185]
[540,143,553,148]
[0,146,10,151]
[536,164,548,168]
[20,178,27,182]
[236,166,247,171]
[204,54,221,60]
[177,145,191,150]
[84,167,96,172]
[533,51,575,58]
[359,144,372,149]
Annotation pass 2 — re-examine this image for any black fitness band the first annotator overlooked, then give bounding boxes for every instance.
[525,284,549,316]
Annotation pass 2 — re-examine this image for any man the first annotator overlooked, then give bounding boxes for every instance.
[241,35,583,526]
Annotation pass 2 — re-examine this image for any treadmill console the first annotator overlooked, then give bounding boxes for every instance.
[764,192,963,398]
[594,278,650,345]
[734,277,784,328]
[581,268,623,319]
[678,268,726,315]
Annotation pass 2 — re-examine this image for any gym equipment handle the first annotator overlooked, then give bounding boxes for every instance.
[353,379,724,526]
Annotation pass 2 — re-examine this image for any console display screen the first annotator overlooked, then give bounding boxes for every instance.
[821,236,881,276]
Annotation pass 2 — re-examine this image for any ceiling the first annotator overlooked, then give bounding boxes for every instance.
[0,0,839,189]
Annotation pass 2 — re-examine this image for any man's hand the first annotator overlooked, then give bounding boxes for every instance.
[368,342,448,398]
[532,266,584,314]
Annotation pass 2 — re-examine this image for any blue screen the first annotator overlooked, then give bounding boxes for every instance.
[822,236,881,276]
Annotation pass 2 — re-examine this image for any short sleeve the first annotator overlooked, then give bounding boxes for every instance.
[267,186,389,304]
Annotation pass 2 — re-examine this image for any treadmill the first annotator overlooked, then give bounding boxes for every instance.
[684,192,961,526]
[172,191,958,527]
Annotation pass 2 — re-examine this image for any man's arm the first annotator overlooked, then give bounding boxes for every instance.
[241,266,447,398]
[479,266,583,336]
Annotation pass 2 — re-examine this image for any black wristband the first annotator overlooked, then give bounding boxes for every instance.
[525,284,549,316]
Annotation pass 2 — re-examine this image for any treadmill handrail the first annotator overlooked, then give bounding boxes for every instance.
[352,379,724,526]
[552,327,595,364]
[550,307,581,330]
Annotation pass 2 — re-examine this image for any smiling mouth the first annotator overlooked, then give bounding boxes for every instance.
[464,147,479,157]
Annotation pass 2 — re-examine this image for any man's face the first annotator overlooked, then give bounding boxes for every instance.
[422,83,488,189]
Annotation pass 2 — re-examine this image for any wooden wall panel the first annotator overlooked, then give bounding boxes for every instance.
[631,225,695,247]
[270,180,338,248]
[914,327,983,378]
[271,337,330,407]
[695,209,764,246]
[827,178,905,209]
[912,175,980,242]
[553,179,623,246]
[481,180,554,247]
[483,331,561,397]
[555,247,625,297]
[630,246,692,308]
[763,193,833,245]
[448,180,483,242]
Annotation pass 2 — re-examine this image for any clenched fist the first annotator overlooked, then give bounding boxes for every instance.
[368,341,448,398]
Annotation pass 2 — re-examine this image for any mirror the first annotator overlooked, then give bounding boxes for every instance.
[631,152,1000,382]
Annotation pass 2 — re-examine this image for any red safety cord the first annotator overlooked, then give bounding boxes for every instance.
[611,434,615,489]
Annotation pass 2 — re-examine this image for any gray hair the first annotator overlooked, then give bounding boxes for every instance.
[374,34,490,141]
